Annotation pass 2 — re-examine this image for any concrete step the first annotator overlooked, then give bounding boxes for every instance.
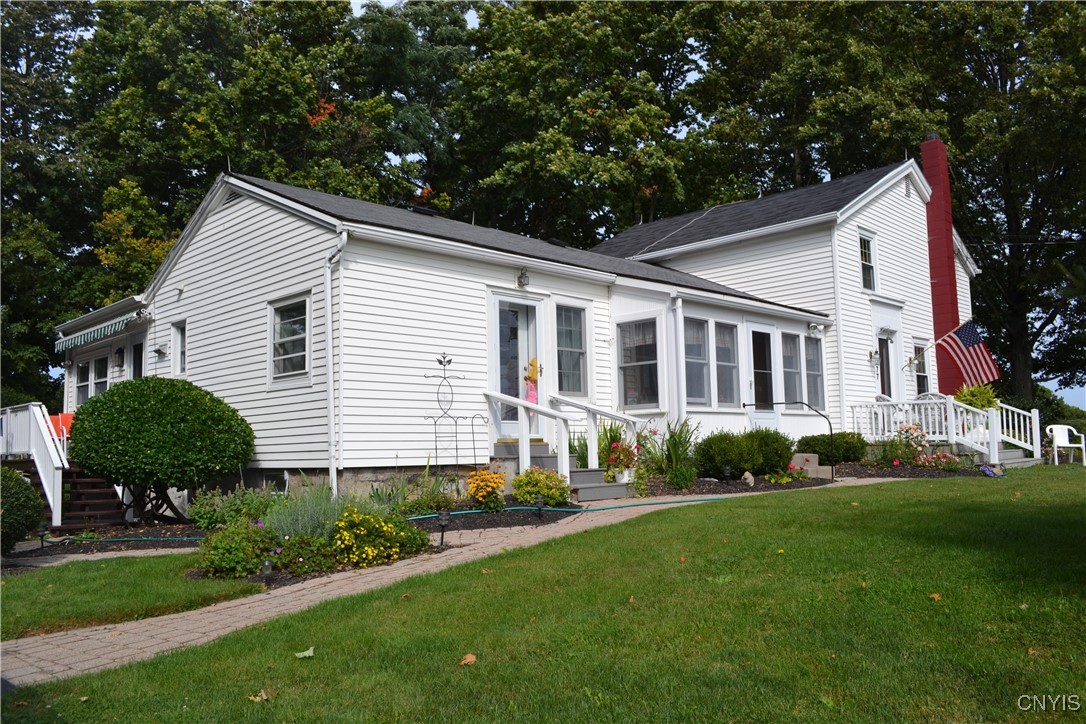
[791,453,834,480]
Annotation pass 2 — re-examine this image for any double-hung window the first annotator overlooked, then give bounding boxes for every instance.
[173,323,187,375]
[782,334,802,409]
[271,298,309,379]
[684,318,710,405]
[913,344,929,395]
[618,320,658,407]
[860,234,876,291]
[76,356,109,406]
[805,336,825,410]
[556,306,586,395]
[715,323,740,407]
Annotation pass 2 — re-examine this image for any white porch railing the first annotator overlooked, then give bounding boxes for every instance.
[550,394,640,469]
[999,401,1043,460]
[1,403,69,526]
[848,395,1041,464]
[483,391,576,479]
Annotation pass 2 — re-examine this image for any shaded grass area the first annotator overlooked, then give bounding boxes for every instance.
[4,468,1084,721]
[1,554,260,641]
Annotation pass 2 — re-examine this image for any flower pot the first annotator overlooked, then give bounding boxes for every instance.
[614,470,630,485]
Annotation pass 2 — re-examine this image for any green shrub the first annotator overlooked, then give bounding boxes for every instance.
[511,466,570,506]
[1,467,43,555]
[189,487,285,531]
[400,470,458,516]
[199,520,278,578]
[263,486,345,541]
[640,418,699,476]
[695,431,762,480]
[954,383,999,410]
[68,378,254,516]
[333,505,429,568]
[745,428,794,475]
[795,432,869,464]
[666,464,698,490]
[275,534,339,576]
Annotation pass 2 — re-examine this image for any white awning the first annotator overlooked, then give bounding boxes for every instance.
[55,312,142,352]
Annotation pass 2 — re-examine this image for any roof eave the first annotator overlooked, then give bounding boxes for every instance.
[56,296,146,335]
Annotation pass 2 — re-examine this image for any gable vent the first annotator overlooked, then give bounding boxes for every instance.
[222,190,242,207]
[905,177,913,199]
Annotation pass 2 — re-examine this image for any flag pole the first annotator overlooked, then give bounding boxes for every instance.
[901,319,971,371]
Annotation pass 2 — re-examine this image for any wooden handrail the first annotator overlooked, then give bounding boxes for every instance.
[549,394,638,469]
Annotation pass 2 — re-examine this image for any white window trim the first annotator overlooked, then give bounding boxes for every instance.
[912,342,930,396]
[859,230,878,292]
[615,312,664,411]
[684,317,711,407]
[804,335,826,411]
[712,320,742,409]
[267,294,312,387]
[172,322,187,376]
[555,303,589,397]
[781,332,803,410]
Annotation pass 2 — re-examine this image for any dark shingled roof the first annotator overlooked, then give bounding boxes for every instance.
[593,162,910,259]
[233,174,822,316]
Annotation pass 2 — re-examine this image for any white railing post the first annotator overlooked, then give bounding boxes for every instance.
[946,396,957,448]
[586,410,599,469]
[1030,408,1042,459]
[556,418,570,479]
[518,406,530,474]
[987,408,1000,465]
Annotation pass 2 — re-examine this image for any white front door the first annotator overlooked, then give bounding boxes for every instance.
[496,298,543,438]
[747,324,780,429]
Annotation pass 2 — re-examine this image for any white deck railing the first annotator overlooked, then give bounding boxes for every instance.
[484,391,576,478]
[998,402,1043,459]
[848,394,1041,464]
[1,403,69,526]
[549,395,640,469]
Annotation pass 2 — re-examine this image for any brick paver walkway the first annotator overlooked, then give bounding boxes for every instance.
[1,480,891,688]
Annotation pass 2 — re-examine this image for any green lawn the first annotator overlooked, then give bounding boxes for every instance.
[1,554,260,640]
[4,467,1084,722]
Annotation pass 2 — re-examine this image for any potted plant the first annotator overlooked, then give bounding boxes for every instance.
[605,439,638,484]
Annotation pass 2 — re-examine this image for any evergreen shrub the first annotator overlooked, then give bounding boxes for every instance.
[795,432,869,464]
[1,467,43,555]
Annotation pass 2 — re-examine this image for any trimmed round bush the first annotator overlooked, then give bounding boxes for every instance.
[745,428,794,474]
[795,432,869,465]
[199,520,278,578]
[1,467,44,555]
[68,377,254,493]
[512,466,570,506]
[695,431,762,480]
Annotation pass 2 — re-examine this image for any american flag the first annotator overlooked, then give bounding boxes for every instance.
[936,320,1001,387]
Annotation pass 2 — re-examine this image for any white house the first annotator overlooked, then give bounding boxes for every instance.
[40,134,1037,505]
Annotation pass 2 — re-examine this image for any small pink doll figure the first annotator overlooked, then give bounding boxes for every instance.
[524,357,540,405]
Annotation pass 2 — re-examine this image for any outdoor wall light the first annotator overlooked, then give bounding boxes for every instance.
[113,347,125,368]
[153,345,167,357]
[516,267,530,288]
[807,323,825,336]
[869,350,882,370]
[437,510,452,549]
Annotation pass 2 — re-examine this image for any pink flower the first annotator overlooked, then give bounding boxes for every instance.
[788,463,796,470]
[805,457,811,463]
[612,442,621,448]
[893,459,900,466]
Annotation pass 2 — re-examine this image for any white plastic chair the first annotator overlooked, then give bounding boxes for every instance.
[1046,424,1086,466]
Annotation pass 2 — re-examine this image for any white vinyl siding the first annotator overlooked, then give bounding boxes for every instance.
[144,193,332,468]
[684,318,709,405]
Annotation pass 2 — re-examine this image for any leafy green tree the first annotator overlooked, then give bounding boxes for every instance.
[930,2,1086,396]
[449,1,690,247]
[1,0,95,410]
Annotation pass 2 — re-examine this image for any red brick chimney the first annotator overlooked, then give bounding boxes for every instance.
[921,132,964,394]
